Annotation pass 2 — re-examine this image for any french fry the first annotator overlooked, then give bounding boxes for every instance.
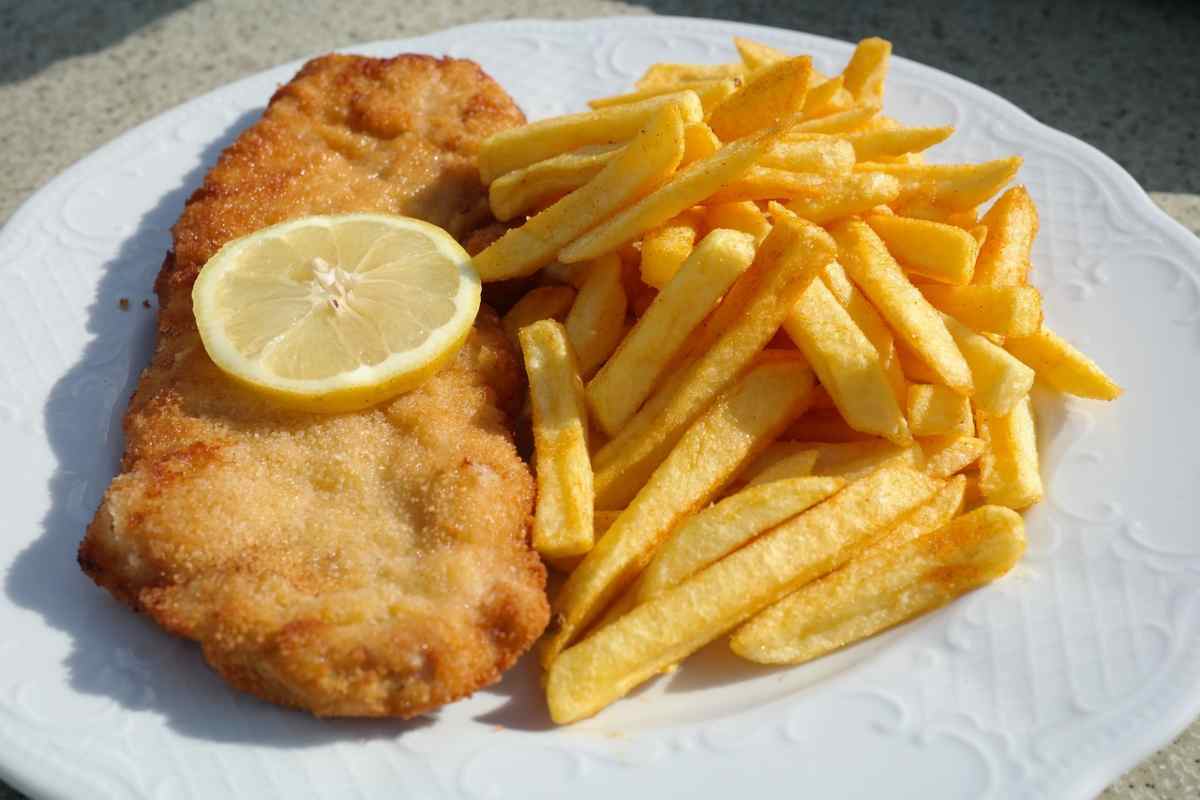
[859,157,1022,212]
[761,138,856,174]
[635,476,845,603]
[919,284,1043,337]
[977,396,1043,509]
[831,220,973,393]
[565,253,628,377]
[784,409,878,443]
[791,439,924,481]
[545,464,943,722]
[734,37,789,70]
[895,339,943,385]
[739,442,820,486]
[541,355,816,666]
[502,285,576,341]
[865,214,979,285]
[706,166,825,203]
[962,472,985,511]
[704,201,772,243]
[730,504,1023,665]
[785,278,911,443]
[802,75,853,118]
[788,104,880,134]
[518,320,594,559]
[973,185,1038,286]
[1004,326,1123,400]
[542,260,592,287]
[708,57,811,141]
[842,37,891,104]
[907,383,973,436]
[640,214,702,288]
[559,122,783,264]
[681,122,721,167]
[843,126,954,162]
[636,62,745,92]
[488,145,619,221]
[546,511,621,574]
[921,434,986,478]
[589,79,738,114]
[819,261,905,406]
[942,313,1034,416]
[591,219,834,509]
[479,91,701,183]
[475,105,687,281]
[588,230,756,436]
[785,172,901,223]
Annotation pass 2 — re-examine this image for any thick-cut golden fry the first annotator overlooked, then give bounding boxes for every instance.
[636,477,845,603]
[734,37,789,70]
[919,284,1042,337]
[731,503,1023,665]
[565,253,628,377]
[502,285,576,341]
[783,439,923,482]
[740,442,820,486]
[475,105,687,281]
[907,383,973,436]
[640,215,702,288]
[962,472,985,511]
[761,138,856,174]
[559,123,781,264]
[973,185,1038,286]
[842,37,891,104]
[545,465,943,722]
[706,166,826,203]
[785,278,910,443]
[704,200,772,243]
[859,157,1022,212]
[970,225,988,248]
[832,220,973,393]
[708,57,811,141]
[1005,326,1123,400]
[479,91,701,184]
[895,339,943,384]
[921,434,986,478]
[892,202,979,229]
[546,511,621,574]
[866,214,979,285]
[541,356,815,666]
[488,145,619,221]
[785,172,901,223]
[591,219,835,508]
[819,261,905,405]
[802,75,853,118]
[681,121,721,166]
[844,126,954,162]
[978,396,1043,509]
[784,410,878,443]
[588,230,756,436]
[942,313,1034,416]
[589,79,738,113]
[519,321,594,559]
[636,62,745,91]
[788,104,880,134]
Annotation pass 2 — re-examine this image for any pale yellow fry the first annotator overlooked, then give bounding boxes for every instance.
[866,214,979,285]
[831,220,973,393]
[588,229,756,436]
[785,278,910,443]
[636,477,845,603]
[978,396,1043,509]
[546,511,620,574]
[842,37,891,104]
[1004,326,1122,400]
[790,439,924,482]
[541,355,815,666]
[942,313,1034,416]
[820,262,904,406]
[734,36,789,70]
[566,253,628,377]
[788,104,880,134]
[761,138,856,174]
[785,172,901,225]
[519,320,593,559]
[704,201,772,243]
[636,62,745,91]
[589,79,738,113]
[892,201,980,229]
[559,122,781,264]
[907,383,973,436]
[784,410,877,443]
[731,503,1023,665]
[708,57,811,141]
[844,126,953,162]
[546,465,943,722]
[741,444,820,486]
[502,285,576,341]
[681,122,721,167]
[919,284,1043,337]
[639,211,704,289]
[921,434,986,478]
[802,75,851,118]
[488,145,619,221]
[591,219,835,509]
[542,260,591,287]
[479,91,701,184]
[706,166,825,203]
[973,185,1038,286]
[859,157,1022,212]
[475,105,686,281]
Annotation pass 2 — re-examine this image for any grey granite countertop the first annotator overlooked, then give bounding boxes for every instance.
[1,1,1197,798]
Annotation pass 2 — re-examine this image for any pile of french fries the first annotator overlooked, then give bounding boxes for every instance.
[475,35,1123,724]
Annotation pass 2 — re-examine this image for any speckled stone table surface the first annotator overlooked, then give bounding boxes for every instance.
[1,1,1197,798]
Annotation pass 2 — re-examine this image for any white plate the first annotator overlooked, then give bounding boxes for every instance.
[2,16,1198,800]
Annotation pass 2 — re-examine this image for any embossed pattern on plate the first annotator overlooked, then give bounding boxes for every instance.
[1,16,1198,800]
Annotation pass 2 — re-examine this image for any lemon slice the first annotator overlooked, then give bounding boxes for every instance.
[193,213,481,412]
